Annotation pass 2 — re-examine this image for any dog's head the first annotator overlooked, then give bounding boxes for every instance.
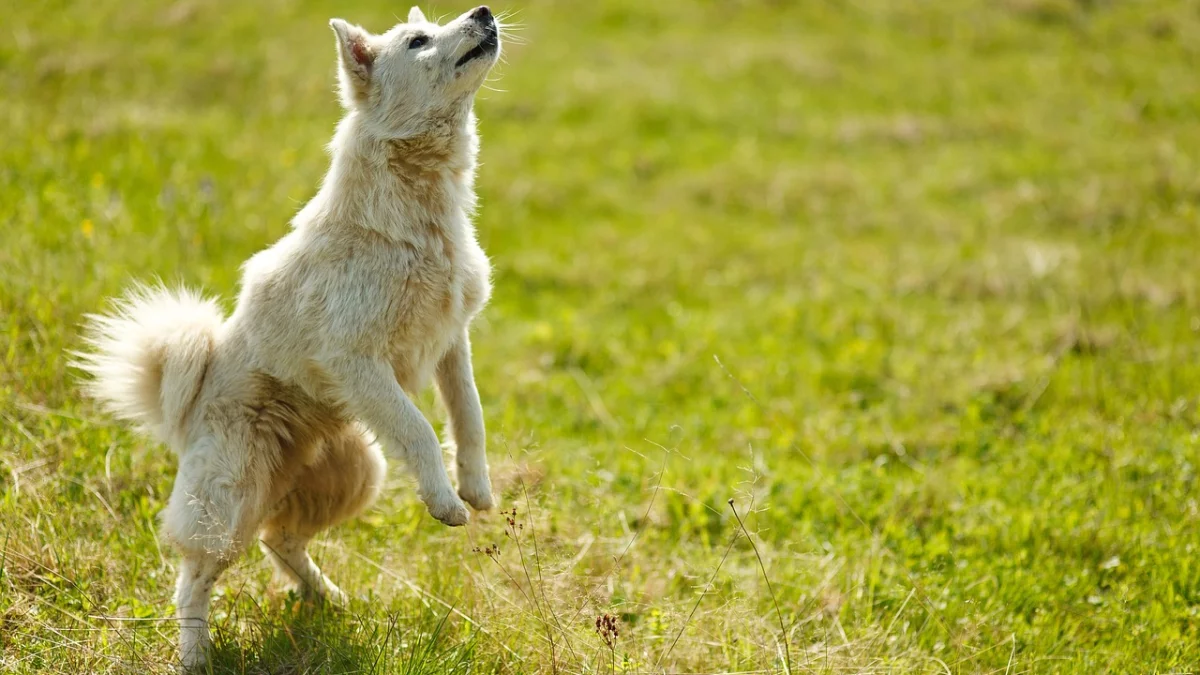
[329,6,501,135]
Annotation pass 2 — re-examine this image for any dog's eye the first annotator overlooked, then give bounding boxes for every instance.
[408,35,429,49]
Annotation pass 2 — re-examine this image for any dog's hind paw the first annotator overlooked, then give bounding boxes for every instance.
[323,584,350,609]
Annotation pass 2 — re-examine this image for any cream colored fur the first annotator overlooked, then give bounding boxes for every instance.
[75,6,503,670]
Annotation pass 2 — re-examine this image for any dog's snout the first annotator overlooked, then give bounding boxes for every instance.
[470,6,493,24]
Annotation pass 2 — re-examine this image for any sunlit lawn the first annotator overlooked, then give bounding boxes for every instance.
[3,0,1200,672]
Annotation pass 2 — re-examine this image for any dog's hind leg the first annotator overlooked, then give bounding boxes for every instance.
[259,424,386,605]
[162,433,273,672]
[174,553,229,671]
[259,529,348,605]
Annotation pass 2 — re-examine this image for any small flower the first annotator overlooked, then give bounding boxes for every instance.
[472,543,501,558]
[595,613,620,649]
[80,219,94,239]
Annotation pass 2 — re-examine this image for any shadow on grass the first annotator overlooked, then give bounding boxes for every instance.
[202,597,472,675]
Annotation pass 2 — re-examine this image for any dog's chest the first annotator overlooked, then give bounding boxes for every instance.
[385,230,490,387]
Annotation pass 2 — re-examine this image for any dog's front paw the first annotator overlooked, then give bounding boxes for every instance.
[425,491,470,526]
[458,472,496,511]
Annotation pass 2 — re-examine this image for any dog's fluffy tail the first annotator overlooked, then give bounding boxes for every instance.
[75,285,224,446]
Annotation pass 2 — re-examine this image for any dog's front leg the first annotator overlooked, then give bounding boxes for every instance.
[324,355,469,526]
[435,332,495,511]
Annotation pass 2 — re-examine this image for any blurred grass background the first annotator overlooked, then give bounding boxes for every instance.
[3,0,1200,672]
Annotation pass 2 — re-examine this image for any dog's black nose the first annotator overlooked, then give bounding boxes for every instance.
[470,6,492,23]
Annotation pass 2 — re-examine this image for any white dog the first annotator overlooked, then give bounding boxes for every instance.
[76,6,502,669]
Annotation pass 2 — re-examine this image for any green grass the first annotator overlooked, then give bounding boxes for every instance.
[3,0,1200,672]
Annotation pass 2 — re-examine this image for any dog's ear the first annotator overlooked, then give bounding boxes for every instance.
[329,19,375,107]
[408,6,427,23]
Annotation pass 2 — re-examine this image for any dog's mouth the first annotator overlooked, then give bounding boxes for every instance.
[454,24,499,68]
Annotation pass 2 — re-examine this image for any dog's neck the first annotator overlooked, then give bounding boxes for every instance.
[296,107,479,239]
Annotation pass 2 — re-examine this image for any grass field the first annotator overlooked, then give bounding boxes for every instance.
[3,0,1200,672]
